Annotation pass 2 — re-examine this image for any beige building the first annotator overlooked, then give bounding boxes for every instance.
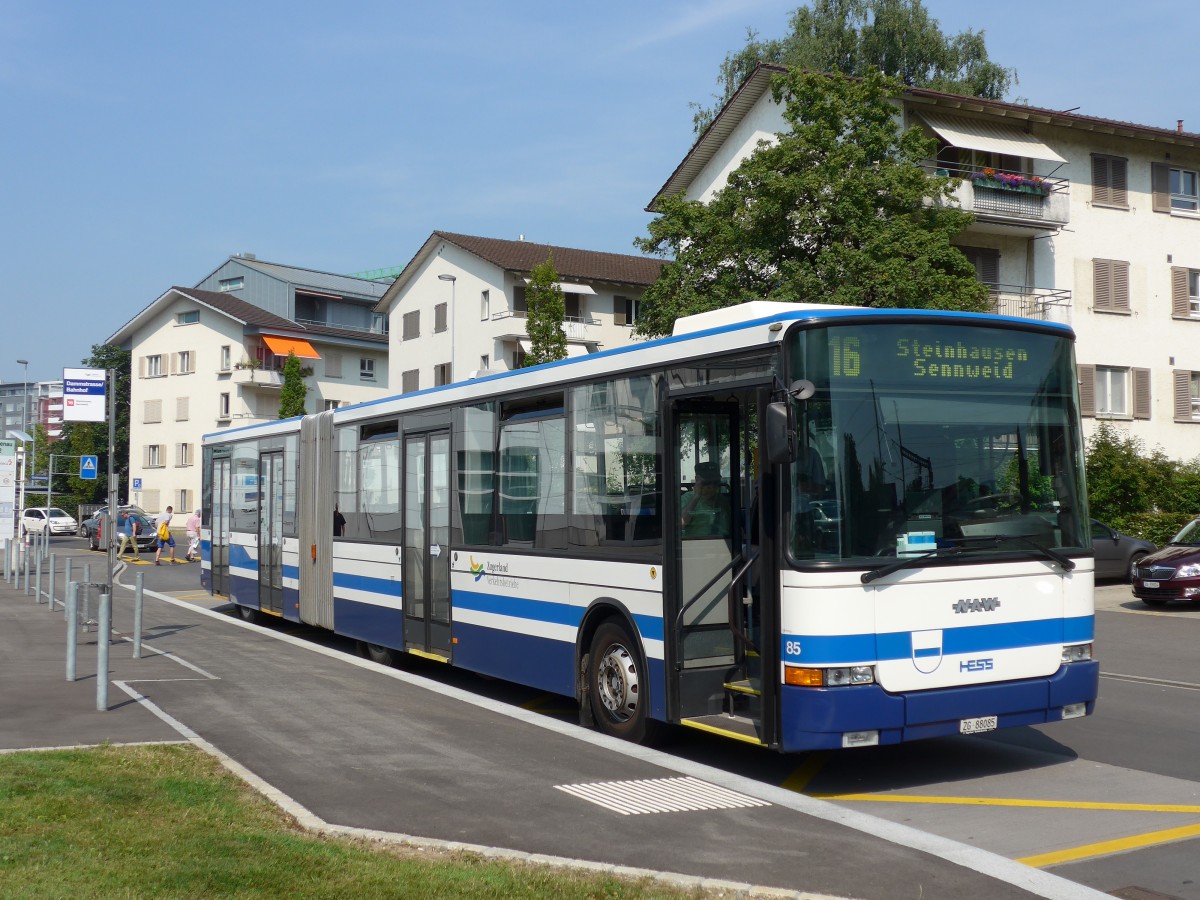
[110,273,390,514]
[651,64,1200,460]
[374,231,665,392]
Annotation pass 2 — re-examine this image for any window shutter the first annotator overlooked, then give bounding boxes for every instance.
[1111,157,1127,206]
[613,296,627,326]
[1172,267,1191,317]
[176,397,189,421]
[138,356,146,378]
[1091,155,1111,206]
[1133,368,1151,419]
[1092,260,1112,311]
[169,353,177,375]
[325,351,343,378]
[142,445,150,467]
[1152,163,1171,213]
[1175,370,1194,421]
[1078,364,1096,417]
[1113,260,1130,311]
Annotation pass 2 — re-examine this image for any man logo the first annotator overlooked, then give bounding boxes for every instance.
[952,597,1001,614]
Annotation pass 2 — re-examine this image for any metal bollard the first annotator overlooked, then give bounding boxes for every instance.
[34,547,43,604]
[66,582,78,682]
[63,558,72,621]
[22,538,30,595]
[82,564,92,630]
[97,589,111,711]
[2,538,9,584]
[133,572,144,659]
[48,553,56,610]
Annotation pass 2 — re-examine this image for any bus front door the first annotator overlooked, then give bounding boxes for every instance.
[257,450,284,616]
[211,456,231,597]
[669,398,767,745]
[403,430,452,660]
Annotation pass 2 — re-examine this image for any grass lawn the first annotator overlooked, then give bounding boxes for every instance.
[0,744,705,898]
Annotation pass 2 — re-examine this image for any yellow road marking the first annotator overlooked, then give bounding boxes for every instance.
[781,751,831,793]
[813,792,1200,814]
[679,719,765,745]
[1018,822,1200,868]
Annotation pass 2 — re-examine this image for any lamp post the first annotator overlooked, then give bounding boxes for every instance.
[438,274,456,383]
[16,359,29,517]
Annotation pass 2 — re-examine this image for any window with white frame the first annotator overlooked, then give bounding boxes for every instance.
[218,393,230,419]
[176,310,199,325]
[175,443,193,467]
[360,358,375,380]
[145,354,162,377]
[434,363,451,386]
[177,350,192,374]
[324,399,340,411]
[1095,366,1129,417]
[1173,370,1200,422]
[145,444,163,468]
[219,276,243,292]
[1171,167,1199,211]
[614,295,639,326]
[1191,271,1200,316]
[480,354,490,371]
[220,345,231,371]
[481,290,490,320]
[1193,373,1200,416]
[179,489,192,513]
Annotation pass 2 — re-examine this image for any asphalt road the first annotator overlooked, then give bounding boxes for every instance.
[22,536,1200,898]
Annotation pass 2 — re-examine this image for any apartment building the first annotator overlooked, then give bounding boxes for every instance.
[109,259,391,513]
[374,231,665,393]
[651,64,1200,460]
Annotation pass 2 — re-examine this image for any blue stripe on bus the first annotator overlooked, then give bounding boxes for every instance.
[454,589,664,642]
[333,597,405,648]
[333,570,402,598]
[229,544,257,567]
[784,615,1094,664]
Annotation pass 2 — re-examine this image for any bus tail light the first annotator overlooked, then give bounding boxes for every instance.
[1061,643,1092,664]
[785,665,876,687]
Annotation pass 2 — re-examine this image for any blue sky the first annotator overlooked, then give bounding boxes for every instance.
[2,0,1194,382]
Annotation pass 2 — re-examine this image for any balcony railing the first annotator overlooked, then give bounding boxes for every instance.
[230,368,283,389]
[293,316,386,336]
[986,284,1072,324]
[930,164,1070,230]
[489,311,599,342]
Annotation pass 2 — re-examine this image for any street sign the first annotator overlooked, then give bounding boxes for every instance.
[80,455,98,480]
[63,367,107,423]
[132,477,142,490]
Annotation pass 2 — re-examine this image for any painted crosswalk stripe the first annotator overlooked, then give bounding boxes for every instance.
[555,776,770,816]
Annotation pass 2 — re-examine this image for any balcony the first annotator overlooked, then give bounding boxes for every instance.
[230,367,283,390]
[986,284,1072,325]
[490,311,600,343]
[933,165,1070,233]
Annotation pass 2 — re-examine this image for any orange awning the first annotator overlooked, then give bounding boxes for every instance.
[262,335,320,359]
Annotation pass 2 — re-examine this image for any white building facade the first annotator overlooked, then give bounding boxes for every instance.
[111,275,390,514]
[374,232,664,393]
[651,65,1200,460]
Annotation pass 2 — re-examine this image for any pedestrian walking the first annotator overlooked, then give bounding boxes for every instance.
[155,506,175,565]
[185,509,201,561]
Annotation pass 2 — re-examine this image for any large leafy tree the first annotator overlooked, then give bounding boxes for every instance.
[693,0,1015,132]
[524,253,568,366]
[635,68,989,338]
[278,351,308,418]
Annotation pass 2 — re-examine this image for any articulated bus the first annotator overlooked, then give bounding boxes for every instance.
[201,302,1098,751]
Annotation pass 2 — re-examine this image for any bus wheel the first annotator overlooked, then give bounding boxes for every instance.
[237,605,260,624]
[361,641,398,667]
[588,621,648,742]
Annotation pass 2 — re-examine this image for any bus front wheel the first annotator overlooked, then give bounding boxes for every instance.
[588,621,648,743]
[361,641,398,667]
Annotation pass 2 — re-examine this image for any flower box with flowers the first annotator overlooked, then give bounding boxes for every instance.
[970,168,1049,196]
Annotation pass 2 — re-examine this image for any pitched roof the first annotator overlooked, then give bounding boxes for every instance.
[376,231,666,312]
[649,63,1200,210]
[193,256,392,301]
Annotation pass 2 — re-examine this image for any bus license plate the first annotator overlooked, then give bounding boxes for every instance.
[1144,581,1160,589]
[960,715,998,735]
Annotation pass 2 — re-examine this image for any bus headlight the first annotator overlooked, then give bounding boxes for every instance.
[786,665,876,686]
[1061,643,1092,663]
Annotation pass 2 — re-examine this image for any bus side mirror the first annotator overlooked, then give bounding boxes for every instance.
[765,402,796,465]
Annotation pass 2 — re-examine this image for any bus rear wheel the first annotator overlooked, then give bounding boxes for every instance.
[237,605,260,624]
[361,641,398,667]
[588,621,649,743]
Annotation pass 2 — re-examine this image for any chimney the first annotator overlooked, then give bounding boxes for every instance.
[1178,120,1185,134]
[518,234,525,242]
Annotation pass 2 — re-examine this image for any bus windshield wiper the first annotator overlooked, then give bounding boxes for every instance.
[974,533,1076,572]
[861,546,965,584]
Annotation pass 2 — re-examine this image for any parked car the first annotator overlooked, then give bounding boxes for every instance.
[1091,519,1156,582]
[89,512,157,554]
[78,504,146,539]
[1132,517,1200,607]
[20,507,78,536]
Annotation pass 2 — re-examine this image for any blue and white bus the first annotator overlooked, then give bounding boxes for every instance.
[201,302,1098,751]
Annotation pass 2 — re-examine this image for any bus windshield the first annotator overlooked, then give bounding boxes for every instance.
[787,320,1089,564]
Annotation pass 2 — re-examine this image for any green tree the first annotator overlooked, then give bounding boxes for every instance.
[55,343,132,510]
[635,68,988,338]
[1084,422,1150,522]
[693,0,1015,132]
[525,253,568,366]
[278,352,308,418]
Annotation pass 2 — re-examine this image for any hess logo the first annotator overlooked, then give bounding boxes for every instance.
[960,658,994,673]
